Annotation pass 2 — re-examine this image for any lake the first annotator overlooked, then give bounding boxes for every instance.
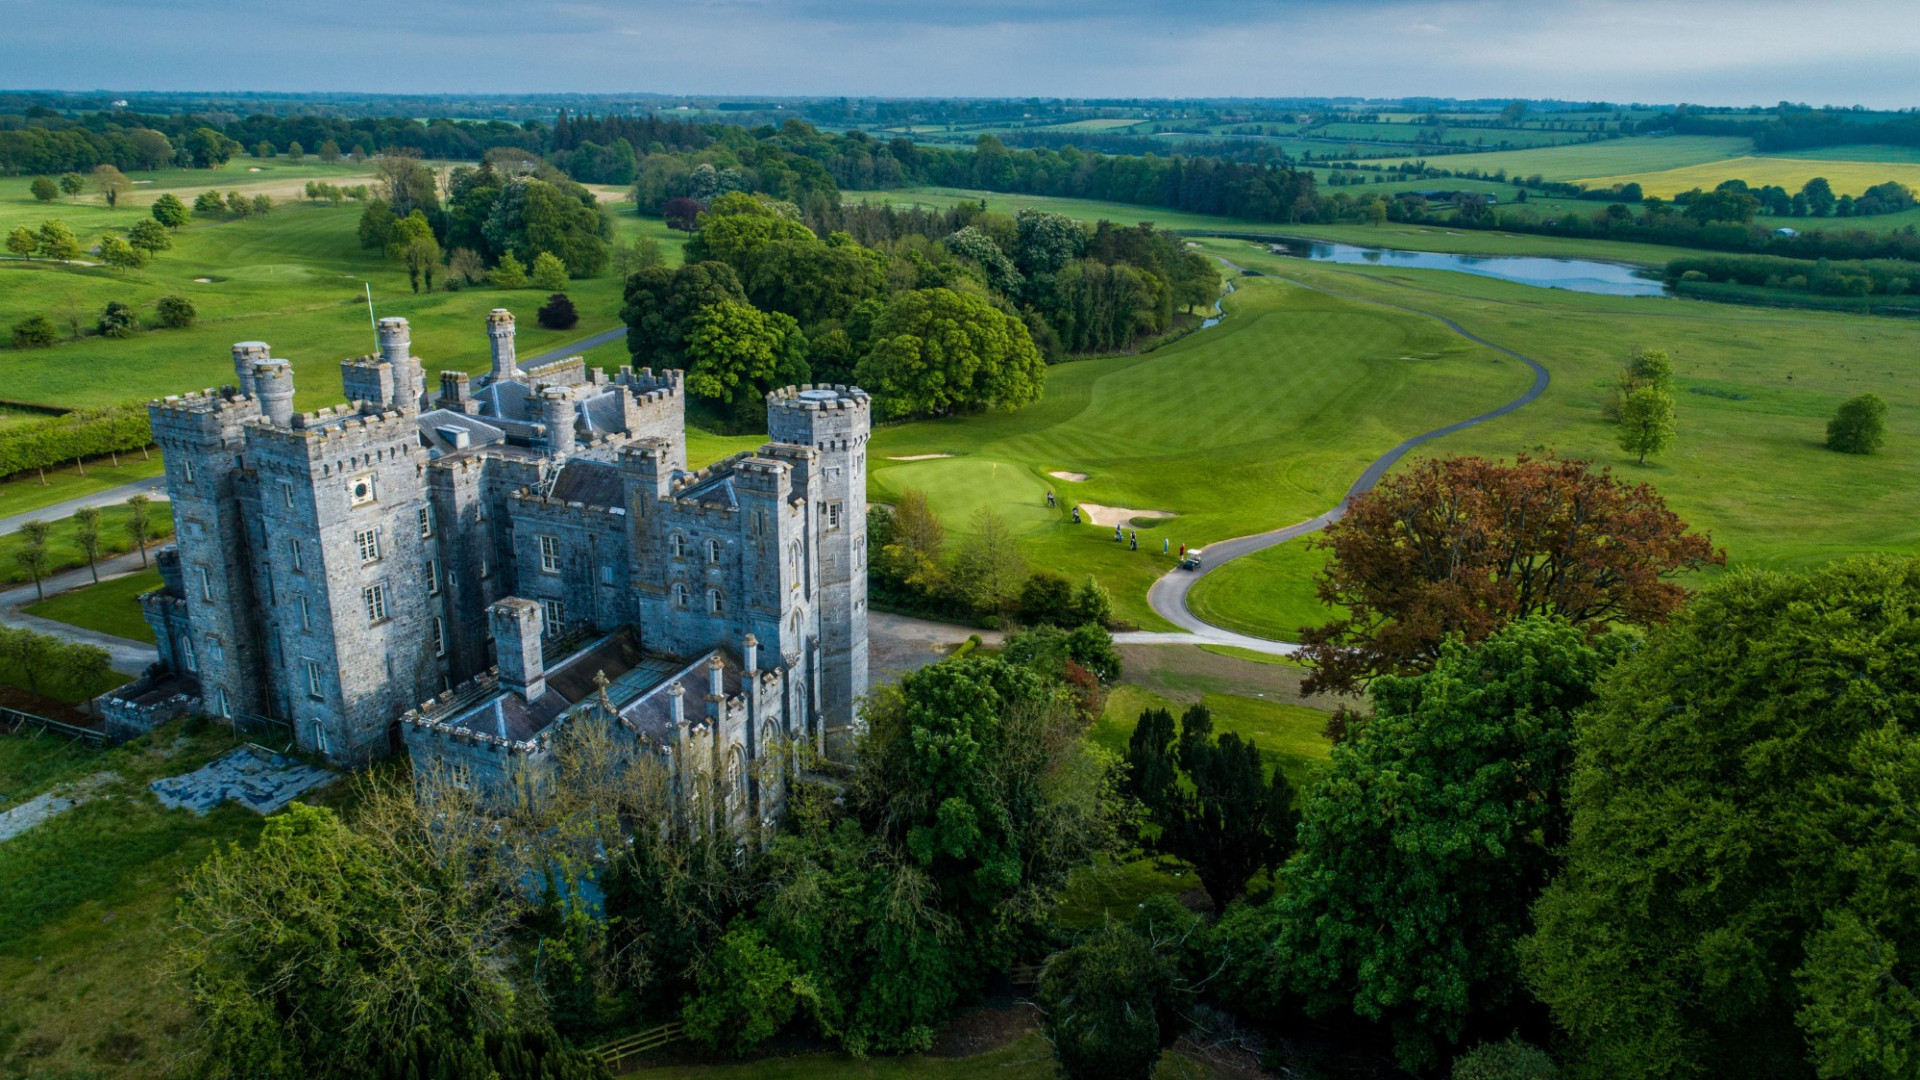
[1268,239,1670,297]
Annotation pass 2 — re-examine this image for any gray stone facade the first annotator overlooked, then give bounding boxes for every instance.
[114,309,870,816]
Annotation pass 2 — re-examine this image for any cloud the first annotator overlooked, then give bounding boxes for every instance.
[0,0,1911,106]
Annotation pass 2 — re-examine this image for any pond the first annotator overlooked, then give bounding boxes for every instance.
[1267,238,1670,297]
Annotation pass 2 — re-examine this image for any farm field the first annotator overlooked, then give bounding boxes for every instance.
[868,272,1534,630]
[1580,155,1920,198]
[1361,135,1753,180]
[0,165,683,411]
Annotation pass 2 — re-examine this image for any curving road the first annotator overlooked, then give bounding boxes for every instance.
[1146,265,1552,646]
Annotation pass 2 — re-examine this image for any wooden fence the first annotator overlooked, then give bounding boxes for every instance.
[0,705,107,747]
[592,1021,685,1074]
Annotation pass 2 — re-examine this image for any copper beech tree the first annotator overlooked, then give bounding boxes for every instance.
[1298,454,1723,696]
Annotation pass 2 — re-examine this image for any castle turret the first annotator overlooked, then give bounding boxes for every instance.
[487,309,518,383]
[541,387,576,457]
[489,598,546,702]
[232,341,269,397]
[253,359,295,426]
[765,385,871,749]
[376,317,422,410]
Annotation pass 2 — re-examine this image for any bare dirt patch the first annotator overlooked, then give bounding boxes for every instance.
[1077,503,1173,527]
[1048,470,1088,482]
[927,1000,1041,1058]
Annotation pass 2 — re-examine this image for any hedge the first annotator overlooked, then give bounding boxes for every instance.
[0,403,154,482]
[1665,253,1920,297]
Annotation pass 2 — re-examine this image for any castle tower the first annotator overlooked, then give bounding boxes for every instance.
[765,386,870,746]
[253,359,295,426]
[487,309,519,383]
[376,317,423,411]
[232,341,269,398]
[540,387,576,457]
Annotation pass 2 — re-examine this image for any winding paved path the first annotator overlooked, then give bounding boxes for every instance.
[519,326,625,369]
[1146,265,1552,645]
[0,477,168,537]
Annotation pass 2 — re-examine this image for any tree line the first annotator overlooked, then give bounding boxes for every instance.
[0,404,154,483]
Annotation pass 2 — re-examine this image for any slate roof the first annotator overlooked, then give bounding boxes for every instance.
[416,409,507,457]
[677,474,739,510]
[547,460,623,509]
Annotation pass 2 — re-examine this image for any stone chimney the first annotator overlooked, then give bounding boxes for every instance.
[743,633,758,675]
[706,653,725,722]
[488,597,545,702]
[487,308,518,383]
[252,359,294,426]
[541,387,576,457]
[439,371,473,413]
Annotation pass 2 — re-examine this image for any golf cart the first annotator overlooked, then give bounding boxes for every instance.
[1178,549,1204,571]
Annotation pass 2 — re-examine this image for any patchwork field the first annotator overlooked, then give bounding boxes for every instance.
[1579,155,1920,198]
[1361,135,1754,180]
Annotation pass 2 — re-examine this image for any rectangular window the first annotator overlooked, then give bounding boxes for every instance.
[181,459,195,484]
[290,538,303,572]
[427,560,440,596]
[356,528,381,563]
[432,616,446,657]
[418,505,434,538]
[363,583,388,624]
[825,502,842,530]
[539,535,560,573]
[207,636,224,663]
[479,556,490,579]
[305,658,323,698]
[600,564,614,586]
[282,481,294,508]
[298,594,311,631]
[542,598,565,635]
[197,566,212,602]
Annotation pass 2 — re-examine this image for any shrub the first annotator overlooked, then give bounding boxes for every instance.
[1826,392,1887,454]
[1452,1038,1558,1080]
[155,295,197,329]
[491,251,527,288]
[530,251,570,290]
[193,189,226,216]
[97,301,140,338]
[536,293,578,330]
[97,235,147,268]
[30,176,58,202]
[10,315,57,349]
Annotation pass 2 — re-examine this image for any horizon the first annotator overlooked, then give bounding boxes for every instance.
[4,0,1916,108]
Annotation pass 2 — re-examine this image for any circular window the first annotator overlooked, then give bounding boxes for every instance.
[353,480,370,499]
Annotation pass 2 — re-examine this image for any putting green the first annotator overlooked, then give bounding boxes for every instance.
[869,273,1534,629]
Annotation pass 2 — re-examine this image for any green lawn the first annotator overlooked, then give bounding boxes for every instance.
[0,166,684,413]
[0,502,174,586]
[0,719,307,1080]
[25,569,163,643]
[1359,135,1756,181]
[0,455,164,519]
[869,273,1533,629]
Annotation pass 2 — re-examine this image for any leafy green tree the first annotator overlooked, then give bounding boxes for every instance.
[530,250,570,291]
[318,139,342,163]
[14,520,51,600]
[6,226,37,258]
[385,211,437,292]
[194,189,228,217]
[98,234,146,268]
[1524,556,1920,1080]
[37,221,80,261]
[1826,392,1887,454]
[483,176,610,277]
[1016,569,1075,627]
[621,261,747,365]
[226,191,250,218]
[948,505,1027,618]
[150,192,189,228]
[943,225,1023,295]
[127,218,172,254]
[490,250,527,288]
[372,1028,607,1080]
[683,300,809,421]
[154,294,196,330]
[682,927,818,1054]
[873,487,946,598]
[1616,384,1675,464]
[1127,703,1296,911]
[251,193,273,215]
[57,172,84,197]
[854,288,1046,420]
[184,126,239,168]
[91,164,130,207]
[1224,618,1620,1069]
[125,494,154,566]
[97,300,139,338]
[30,175,58,202]
[1037,916,1187,1080]
[10,314,57,349]
[174,798,516,1080]
[73,505,103,583]
[1072,575,1114,628]
[286,141,304,161]
[1452,1038,1559,1080]
[610,235,663,277]
[1801,176,1837,217]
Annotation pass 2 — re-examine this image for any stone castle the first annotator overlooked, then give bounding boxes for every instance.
[107,310,870,821]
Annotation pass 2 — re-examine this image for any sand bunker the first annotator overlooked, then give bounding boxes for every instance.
[1049,471,1088,482]
[887,453,954,461]
[1078,504,1174,527]
[193,277,214,283]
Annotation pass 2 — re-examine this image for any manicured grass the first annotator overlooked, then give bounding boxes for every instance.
[687,429,771,469]
[1182,238,1920,636]
[634,1032,1222,1079]
[0,719,299,1080]
[1189,539,1337,643]
[869,274,1533,629]
[1580,155,1920,199]
[0,456,164,519]
[0,503,174,586]
[25,569,164,643]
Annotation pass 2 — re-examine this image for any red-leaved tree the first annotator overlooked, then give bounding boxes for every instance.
[662,197,705,235]
[1298,454,1723,695]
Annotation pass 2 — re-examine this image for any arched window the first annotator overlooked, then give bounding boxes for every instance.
[726,746,746,804]
[708,589,724,616]
[669,533,685,559]
[788,541,800,581]
[672,583,689,608]
[707,538,721,564]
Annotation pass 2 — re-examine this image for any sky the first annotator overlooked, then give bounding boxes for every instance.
[3,0,1916,107]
